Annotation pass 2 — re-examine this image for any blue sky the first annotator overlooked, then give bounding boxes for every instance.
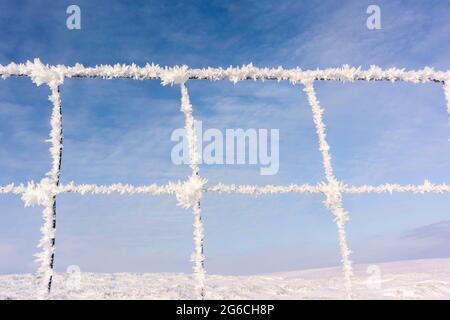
[0,0,450,276]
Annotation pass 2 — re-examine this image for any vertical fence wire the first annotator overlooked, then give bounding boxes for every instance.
[180,82,207,299]
[35,85,63,299]
[302,80,354,299]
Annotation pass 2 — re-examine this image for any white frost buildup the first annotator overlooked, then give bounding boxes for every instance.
[59,182,179,195]
[190,201,206,298]
[206,183,324,195]
[344,181,450,194]
[160,65,189,86]
[0,58,64,88]
[22,177,55,297]
[172,174,207,296]
[0,59,449,300]
[28,59,64,88]
[302,79,354,299]
[179,82,207,299]
[33,195,56,300]
[3,181,448,197]
[21,85,64,299]
[180,83,200,173]
[47,86,63,181]
[21,179,54,207]
[2,60,449,83]
[174,175,207,210]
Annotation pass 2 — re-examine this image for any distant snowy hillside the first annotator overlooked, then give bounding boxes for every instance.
[1,258,450,300]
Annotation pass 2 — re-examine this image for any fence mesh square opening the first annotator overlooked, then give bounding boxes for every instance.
[60,78,190,185]
[55,193,194,274]
[202,193,340,276]
[188,80,324,185]
[315,81,450,185]
[0,78,51,185]
[345,193,450,263]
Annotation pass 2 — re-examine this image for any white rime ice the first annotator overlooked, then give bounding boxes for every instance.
[342,181,450,194]
[40,85,63,300]
[179,82,207,300]
[3,181,449,197]
[206,183,323,195]
[302,79,353,299]
[0,59,450,300]
[0,58,64,88]
[20,85,63,299]
[1,60,450,84]
[60,182,180,195]
[175,175,206,209]
[4,181,449,197]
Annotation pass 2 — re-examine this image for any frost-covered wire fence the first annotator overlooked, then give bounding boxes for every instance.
[1,59,450,300]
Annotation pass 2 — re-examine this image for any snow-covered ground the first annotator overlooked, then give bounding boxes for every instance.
[1,258,450,300]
